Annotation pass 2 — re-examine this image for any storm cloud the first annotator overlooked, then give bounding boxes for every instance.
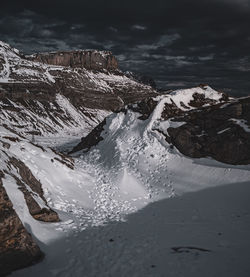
[1,0,250,96]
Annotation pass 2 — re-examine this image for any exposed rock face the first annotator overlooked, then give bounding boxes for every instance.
[70,119,107,153]
[0,40,158,274]
[0,41,157,136]
[26,50,118,71]
[162,97,250,165]
[161,85,229,121]
[0,57,4,71]
[9,157,60,222]
[129,98,158,120]
[72,87,250,165]
[0,171,43,276]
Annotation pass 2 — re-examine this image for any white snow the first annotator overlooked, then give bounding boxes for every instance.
[230,118,250,132]
[0,43,12,82]
[0,41,249,276]
[11,181,250,277]
[84,70,154,94]
[154,85,224,111]
[1,86,249,276]
[217,127,231,134]
[0,94,110,140]
[157,120,186,135]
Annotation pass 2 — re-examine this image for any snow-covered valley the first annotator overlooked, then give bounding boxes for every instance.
[12,181,250,277]
[0,41,250,277]
[1,93,249,276]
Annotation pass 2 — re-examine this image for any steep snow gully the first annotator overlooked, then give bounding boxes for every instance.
[7,88,250,277]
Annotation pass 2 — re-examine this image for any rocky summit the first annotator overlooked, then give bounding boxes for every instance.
[26,50,118,71]
[0,41,250,276]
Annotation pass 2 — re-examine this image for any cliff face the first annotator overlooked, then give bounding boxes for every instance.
[0,41,157,137]
[26,50,118,71]
[164,97,250,165]
[0,171,43,276]
[71,86,250,165]
[0,41,157,274]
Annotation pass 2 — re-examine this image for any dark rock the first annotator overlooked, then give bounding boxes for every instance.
[70,119,107,153]
[9,157,60,222]
[0,57,4,71]
[0,171,44,276]
[0,42,157,136]
[0,140,10,149]
[163,97,250,164]
[2,136,20,142]
[129,98,158,120]
[171,246,211,253]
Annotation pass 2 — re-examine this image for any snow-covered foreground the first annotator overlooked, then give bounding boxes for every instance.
[12,181,250,277]
[3,91,250,276]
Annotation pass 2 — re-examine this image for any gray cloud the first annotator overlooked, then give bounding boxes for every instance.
[131,25,147,31]
[0,1,250,97]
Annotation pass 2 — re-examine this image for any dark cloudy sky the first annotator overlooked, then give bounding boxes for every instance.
[1,0,250,96]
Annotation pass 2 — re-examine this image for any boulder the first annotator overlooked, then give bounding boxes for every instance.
[165,97,250,164]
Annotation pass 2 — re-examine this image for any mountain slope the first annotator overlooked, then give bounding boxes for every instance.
[0,41,250,276]
[0,41,157,137]
[73,85,250,165]
[0,41,158,275]
[9,86,250,277]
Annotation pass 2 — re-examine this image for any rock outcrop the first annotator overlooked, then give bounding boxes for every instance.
[9,157,60,222]
[0,171,43,276]
[129,98,158,120]
[69,119,107,153]
[164,97,250,165]
[71,86,250,165]
[0,41,157,136]
[26,50,118,71]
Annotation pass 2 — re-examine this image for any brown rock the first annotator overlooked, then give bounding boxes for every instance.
[0,171,44,276]
[129,98,158,120]
[26,50,118,71]
[9,157,60,222]
[70,118,107,153]
[164,97,250,165]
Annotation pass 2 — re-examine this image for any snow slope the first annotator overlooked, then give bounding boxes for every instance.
[0,41,58,84]
[0,94,110,137]
[0,40,156,141]
[3,86,249,276]
[12,181,250,277]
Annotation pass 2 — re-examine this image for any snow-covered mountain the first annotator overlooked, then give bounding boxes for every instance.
[0,41,157,137]
[72,85,250,164]
[0,41,250,277]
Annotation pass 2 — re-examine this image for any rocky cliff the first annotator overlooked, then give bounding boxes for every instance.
[0,41,157,136]
[71,85,250,165]
[1,41,250,276]
[0,41,157,275]
[0,171,43,276]
[164,96,250,164]
[26,50,118,71]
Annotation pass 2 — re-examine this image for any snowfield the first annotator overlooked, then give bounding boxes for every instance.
[11,181,250,277]
[1,87,249,276]
[3,38,249,276]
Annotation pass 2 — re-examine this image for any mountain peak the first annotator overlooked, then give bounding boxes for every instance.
[26,49,119,71]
